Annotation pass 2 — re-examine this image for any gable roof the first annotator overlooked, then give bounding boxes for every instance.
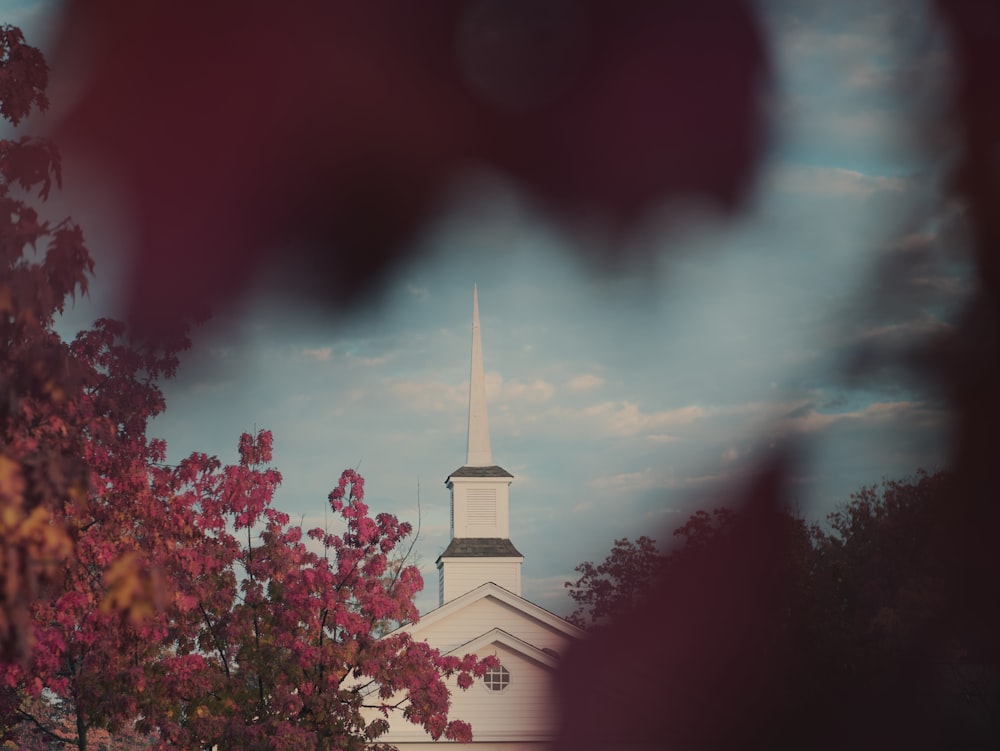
[445,627,563,670]
[404,581,584,642]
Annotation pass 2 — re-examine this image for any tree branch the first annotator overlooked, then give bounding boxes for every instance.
[15,707,77,746]
[198,602,231,680]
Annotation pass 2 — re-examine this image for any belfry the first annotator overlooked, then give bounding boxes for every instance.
[437,286,524,605]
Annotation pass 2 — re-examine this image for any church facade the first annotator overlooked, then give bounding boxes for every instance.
[375,287,582,749]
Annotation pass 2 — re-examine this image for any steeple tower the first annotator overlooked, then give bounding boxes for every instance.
[436,287,523,605]
[466,285,492,466]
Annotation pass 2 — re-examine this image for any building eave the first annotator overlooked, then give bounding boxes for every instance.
[445,464,514,482]
[397,582,585,640]
[436,537,523,560]
[445,627,562,669]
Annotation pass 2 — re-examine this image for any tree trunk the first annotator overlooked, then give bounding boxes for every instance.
[76,709,87,751]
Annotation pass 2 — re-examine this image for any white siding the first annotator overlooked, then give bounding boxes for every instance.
[450,477,511,539]
[417,596,575,655]
[440,558,522,604]
[378,645,558,745]
[360,585,581,750]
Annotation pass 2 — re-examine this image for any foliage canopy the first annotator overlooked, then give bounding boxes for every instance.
[0,26,489,750]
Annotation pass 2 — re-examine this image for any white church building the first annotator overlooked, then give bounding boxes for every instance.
[375,287,583,749]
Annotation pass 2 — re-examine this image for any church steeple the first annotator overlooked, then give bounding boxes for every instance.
[466,284,492,466]
[436,287,523,605]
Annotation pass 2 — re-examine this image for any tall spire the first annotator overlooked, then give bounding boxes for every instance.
[440,286,519,604]
[466,284,493,466]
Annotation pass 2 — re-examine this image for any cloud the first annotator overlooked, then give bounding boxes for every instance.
[581,401,712,438]
[769,164,907,199]
[647,434,679,443]
[591,467,666,492]
[3,1,59,45]
[389,379,466,413]
[765,1,952,167]
[387,371,554,416]
[298,345,396,366]
[844,60,889,89]
[848,213,973,343]
[206,346,233,360]
[681,471,734,488]
[502,378,555,404]
[483,372,554,404]
[532,399,784,445]
[408,285,429,301]
[889,231,938,253]
[858,316,955,345]
[777,400,927,434]
[188,379,236,395]
[522,575,583,613]
[347,352,394,367]
[567,373,604,392]
[776,14,882,63]
[484,371,502,400]
[301,346,333,362]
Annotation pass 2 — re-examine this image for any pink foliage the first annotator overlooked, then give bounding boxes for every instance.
[131,438,489,749]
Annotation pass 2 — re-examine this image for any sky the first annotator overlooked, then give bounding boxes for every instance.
[8,0,968,615]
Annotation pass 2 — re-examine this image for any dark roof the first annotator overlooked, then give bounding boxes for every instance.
[446,465,513,480]
[437,538,523,560]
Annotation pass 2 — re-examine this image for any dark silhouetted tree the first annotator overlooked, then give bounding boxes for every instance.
[564,469,1000,749]
[564,508,736,627]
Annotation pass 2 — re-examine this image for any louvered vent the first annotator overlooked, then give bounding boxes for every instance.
[466,488,497,526]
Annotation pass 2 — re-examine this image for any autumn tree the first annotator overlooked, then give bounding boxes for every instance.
[1,26,490,749]
[0,21,88,663]
[3,423,491,750]
[137,431,492,751]
[0,234,191,746]
[0,24,198,748]
[0,317,198,749]
[2,691,155,750]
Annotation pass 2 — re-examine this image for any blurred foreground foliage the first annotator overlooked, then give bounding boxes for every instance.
[565,469,999,748]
